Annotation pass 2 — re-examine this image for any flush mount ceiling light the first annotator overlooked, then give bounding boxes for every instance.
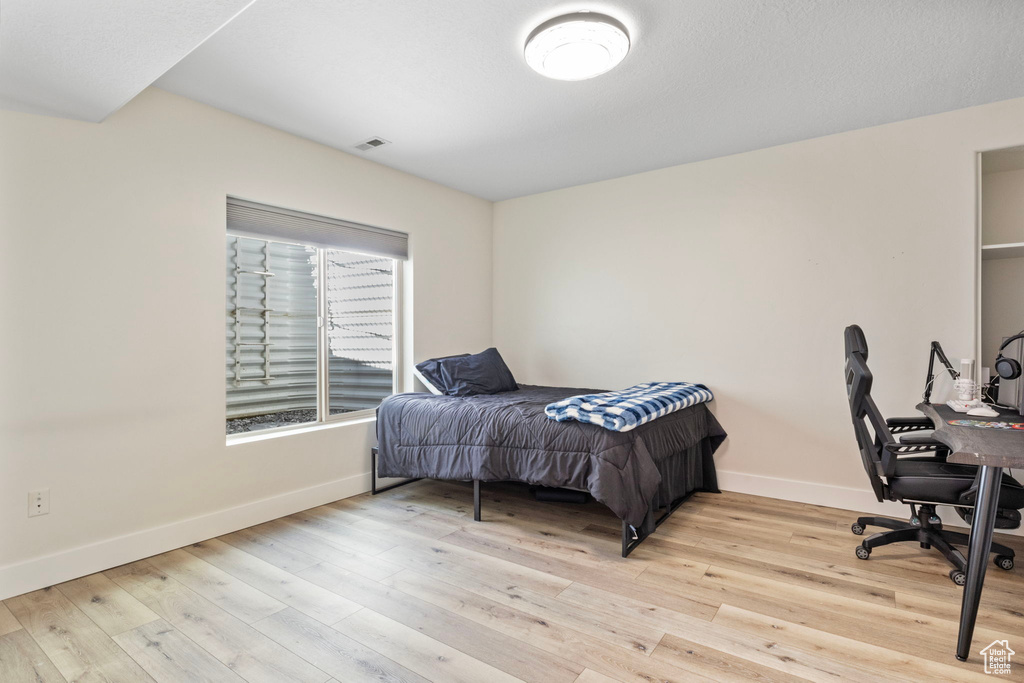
[524,11,630,81]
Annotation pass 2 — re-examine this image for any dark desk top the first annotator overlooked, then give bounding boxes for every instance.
[918,402,1024,468]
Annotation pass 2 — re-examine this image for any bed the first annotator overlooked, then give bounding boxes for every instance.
[374,383,727,556]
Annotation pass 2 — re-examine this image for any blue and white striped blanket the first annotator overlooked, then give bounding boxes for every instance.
[544,382,714,433]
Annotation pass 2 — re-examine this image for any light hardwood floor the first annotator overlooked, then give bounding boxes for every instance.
[3,481,1024,682]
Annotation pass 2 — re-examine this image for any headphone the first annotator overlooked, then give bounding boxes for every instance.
[995,331,1024,380]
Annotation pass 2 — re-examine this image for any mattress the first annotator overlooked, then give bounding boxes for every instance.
[376,384,727,527]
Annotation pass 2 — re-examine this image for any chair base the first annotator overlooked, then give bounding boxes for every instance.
[852,506,1016,583]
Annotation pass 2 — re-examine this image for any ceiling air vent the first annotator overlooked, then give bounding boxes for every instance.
[354,137,390,151]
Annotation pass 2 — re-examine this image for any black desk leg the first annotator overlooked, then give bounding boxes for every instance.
[956,465,1003,661]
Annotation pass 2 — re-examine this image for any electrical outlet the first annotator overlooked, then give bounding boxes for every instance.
[28,489,49,517]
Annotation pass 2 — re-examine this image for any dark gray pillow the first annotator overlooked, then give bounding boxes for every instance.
[415,353,469,394]
[437,348,518,396]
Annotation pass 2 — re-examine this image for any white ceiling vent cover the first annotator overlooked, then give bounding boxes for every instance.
[354,137,391,151]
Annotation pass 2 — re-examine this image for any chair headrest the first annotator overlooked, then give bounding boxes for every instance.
[845,324,869,360]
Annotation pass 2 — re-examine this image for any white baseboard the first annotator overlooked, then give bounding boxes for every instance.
[716,469,1023,537]
[715,470,891,514]
[0,472,371,601]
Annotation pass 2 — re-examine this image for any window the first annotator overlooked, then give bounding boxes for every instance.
[225,199,406,436]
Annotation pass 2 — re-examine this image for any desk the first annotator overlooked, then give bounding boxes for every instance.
[917,402,1024,661]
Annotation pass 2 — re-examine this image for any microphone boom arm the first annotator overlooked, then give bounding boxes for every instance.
[924,340,959,404]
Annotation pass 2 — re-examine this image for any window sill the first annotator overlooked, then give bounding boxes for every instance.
[226,412,376,446]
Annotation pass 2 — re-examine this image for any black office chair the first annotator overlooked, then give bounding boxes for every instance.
[844,324,1024,584]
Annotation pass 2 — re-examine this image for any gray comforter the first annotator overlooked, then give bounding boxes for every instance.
[376,385,726,526]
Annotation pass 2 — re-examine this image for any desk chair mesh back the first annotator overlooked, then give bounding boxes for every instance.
[844,324,1023,584]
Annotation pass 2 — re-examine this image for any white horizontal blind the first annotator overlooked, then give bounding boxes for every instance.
[227,197,408,260]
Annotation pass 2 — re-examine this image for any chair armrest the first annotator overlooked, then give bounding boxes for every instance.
[886,416,935,433]
[896,434,950,461]
[881,441,943,478]
[883,441,946,455]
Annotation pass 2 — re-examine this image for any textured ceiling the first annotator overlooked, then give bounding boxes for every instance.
[7,2,1024,198]
[153,0,1024,200]
[0,0,255,122]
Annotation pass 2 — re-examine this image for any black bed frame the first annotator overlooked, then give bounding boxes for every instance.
[370,447,698,557]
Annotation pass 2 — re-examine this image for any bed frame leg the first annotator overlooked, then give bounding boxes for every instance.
[370,447,421,495]
[473,480,481,521]
[622,490,701,557]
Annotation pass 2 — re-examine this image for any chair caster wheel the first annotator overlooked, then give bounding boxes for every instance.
[995,555,1014,571]
[851,523,865,535]
[950,569,967,586]
[855,545,870,560]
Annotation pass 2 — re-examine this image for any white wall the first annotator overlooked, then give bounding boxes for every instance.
[981,168,1024,369]
[493,96,1024,510]
[981,257,1024,372]
[0,88,493,599]
[981,167,1024,247]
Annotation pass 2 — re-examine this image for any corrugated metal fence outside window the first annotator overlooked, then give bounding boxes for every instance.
[225,235,395,433]
[322,249,395,413]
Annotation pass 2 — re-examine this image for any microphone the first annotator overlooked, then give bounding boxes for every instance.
[956,359,977,402]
